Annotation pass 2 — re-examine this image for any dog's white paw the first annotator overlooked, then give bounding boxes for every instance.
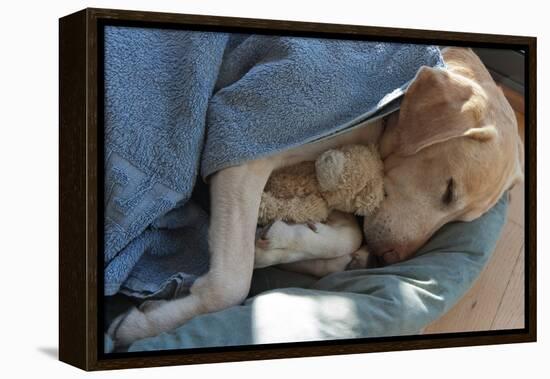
[254,220,327,268]
[256,220,288,250]
[108,300,167,348]
[256,220,320,251]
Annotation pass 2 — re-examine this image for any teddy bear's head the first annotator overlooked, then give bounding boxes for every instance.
[315,144,385,216]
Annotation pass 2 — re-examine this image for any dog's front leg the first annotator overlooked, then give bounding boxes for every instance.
[110,159,275,347]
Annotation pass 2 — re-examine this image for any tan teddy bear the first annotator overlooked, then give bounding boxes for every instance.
[258,144,385,226]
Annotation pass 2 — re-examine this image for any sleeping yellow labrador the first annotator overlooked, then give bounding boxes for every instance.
[109,47,524,346]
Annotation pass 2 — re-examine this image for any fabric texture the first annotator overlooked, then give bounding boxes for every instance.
[103,26,445,298]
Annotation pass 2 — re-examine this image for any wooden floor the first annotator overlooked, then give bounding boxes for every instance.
[424,103,525,334]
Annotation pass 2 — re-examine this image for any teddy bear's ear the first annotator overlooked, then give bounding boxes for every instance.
[315,149,347,192]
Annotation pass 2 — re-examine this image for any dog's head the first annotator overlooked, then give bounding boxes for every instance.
[363,48,524,264]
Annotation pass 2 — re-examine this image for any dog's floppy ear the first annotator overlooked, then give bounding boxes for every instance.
[390,66,497,157]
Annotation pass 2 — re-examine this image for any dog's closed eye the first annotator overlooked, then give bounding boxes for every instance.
[442,177,456,205]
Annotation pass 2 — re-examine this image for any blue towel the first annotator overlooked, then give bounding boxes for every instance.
[103,26,445,298]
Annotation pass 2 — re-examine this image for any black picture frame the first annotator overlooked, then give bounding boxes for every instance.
[59,7,536,371]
